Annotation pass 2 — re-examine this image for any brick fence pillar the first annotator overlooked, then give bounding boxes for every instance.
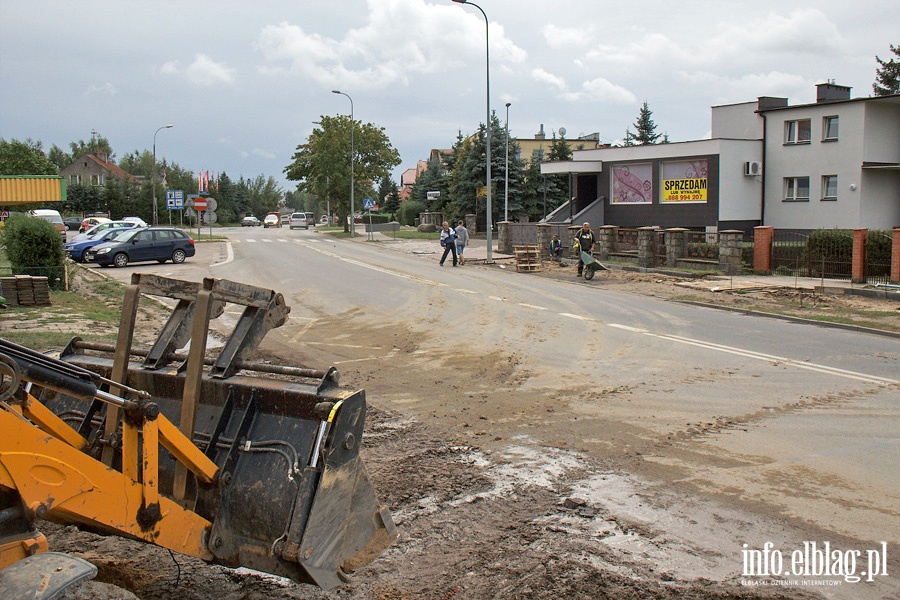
[718,230,744,275]
[892,227,900,284]
[852,228,868,284]
[498,221,512,254]
[595,225,617,261]
[665,228,688,267]
[638,226,656,268]
[537,224,552,259]
[753,226,774,273]
[466,213,476,234]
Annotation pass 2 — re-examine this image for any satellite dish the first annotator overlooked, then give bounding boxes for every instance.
[559,127,567,137]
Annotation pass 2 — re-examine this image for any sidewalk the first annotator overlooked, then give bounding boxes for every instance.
[342,226,900,300]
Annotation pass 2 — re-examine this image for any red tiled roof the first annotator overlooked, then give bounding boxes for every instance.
[83,154,140,183]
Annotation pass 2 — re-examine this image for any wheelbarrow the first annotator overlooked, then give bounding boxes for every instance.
[580,251,608,280]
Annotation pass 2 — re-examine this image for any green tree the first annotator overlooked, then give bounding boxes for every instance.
[69,134,114,162]
[384,181,401,219]
[530,133,574,216]
[873,44,900,96]
[446,112,525,228]
[47,144,73,171]
[624,101,663,146]
[285,114,400,232]
[244,174,283,217]
[0,138,58,175]
[63,184,103,214]
[519,158,546,221]
[412,154,450,210]
[377,175,393,206]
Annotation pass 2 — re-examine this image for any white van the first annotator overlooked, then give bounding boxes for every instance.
[29,209,66,238]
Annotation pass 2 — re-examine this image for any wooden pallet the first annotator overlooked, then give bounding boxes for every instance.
[513,245,542,272]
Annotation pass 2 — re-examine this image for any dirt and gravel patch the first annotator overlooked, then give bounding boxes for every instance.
[9,264,898,599]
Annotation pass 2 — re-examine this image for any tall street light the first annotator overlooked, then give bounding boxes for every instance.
[152,124,173,226]
[332,90,355,236]
[452,0,492,263]
[504,102,510,222]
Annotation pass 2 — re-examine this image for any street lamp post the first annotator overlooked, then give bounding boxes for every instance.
[504,102,510,222]
[452,0,492,263]
[332,90,355,236]
[152,124,173,226]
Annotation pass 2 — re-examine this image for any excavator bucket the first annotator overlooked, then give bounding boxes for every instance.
[1,274,396,589]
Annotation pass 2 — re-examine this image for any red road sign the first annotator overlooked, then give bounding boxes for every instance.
[193,198,208,211]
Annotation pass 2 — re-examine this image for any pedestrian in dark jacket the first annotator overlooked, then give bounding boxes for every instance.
[439,221,458,266]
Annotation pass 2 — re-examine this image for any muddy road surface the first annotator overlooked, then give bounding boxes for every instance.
[45,234,900,599]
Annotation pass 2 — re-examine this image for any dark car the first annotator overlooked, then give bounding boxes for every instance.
[84,226,195,268]
[241,216,261,227]
[63,216,83,231]
[64,227,128,262]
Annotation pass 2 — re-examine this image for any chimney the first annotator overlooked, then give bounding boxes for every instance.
[535,124,546,140]
[816,82,851,103]
[757,96,788,111]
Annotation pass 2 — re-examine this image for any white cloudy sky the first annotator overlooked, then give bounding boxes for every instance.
[1,0,896,190]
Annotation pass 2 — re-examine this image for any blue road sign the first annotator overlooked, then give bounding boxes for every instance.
[166,190,185,210]
[363,197,375,210]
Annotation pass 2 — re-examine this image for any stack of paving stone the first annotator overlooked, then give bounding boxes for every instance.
[0,275,52,307]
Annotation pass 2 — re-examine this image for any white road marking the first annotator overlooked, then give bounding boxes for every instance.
[211,241,234,267]
[518,303,548,311]
[246,239,258,243]
[262,239,273,243]
[275,241,894,386]
[605,324,897,386]
[608,323,648,333]
[560,312,594,321]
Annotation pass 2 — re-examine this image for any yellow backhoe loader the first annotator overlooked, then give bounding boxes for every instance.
[0,274,396,598]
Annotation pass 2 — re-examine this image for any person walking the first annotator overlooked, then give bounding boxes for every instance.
[574,222,595,277]
[439,221,458,267]
[455,220,469,265]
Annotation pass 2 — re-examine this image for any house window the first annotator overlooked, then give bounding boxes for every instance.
[822,175,838,200]
[784,177,810,201]
[823,116,839,141]
[784,119,811,144]
[68,174,81,185]
[90,174,104,186]
[532,148,545,161]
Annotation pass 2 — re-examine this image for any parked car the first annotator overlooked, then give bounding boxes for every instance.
[28,209,66,238]
[71,220,140,242]
[84,227,195,268]
[79,216,111,233]
[63,216,83,231]
[122,216,148,227]
[289,212,310,229]
[64,227,128,262]
[263,213,281,228]
[241,216,261,227]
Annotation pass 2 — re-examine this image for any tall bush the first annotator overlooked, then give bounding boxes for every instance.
[0,214,66,289]
[398,200,425,226]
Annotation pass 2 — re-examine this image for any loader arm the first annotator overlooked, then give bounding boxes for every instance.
[0,275,396,590]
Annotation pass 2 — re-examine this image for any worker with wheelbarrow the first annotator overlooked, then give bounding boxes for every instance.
[573,222,607,280]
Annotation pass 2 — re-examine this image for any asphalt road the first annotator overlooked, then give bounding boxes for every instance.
[89,225,900,592]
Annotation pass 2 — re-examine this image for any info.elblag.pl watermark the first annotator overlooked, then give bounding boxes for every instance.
[741,541,890,587]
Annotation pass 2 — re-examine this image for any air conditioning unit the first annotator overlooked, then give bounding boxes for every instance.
[744,161,762,176]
